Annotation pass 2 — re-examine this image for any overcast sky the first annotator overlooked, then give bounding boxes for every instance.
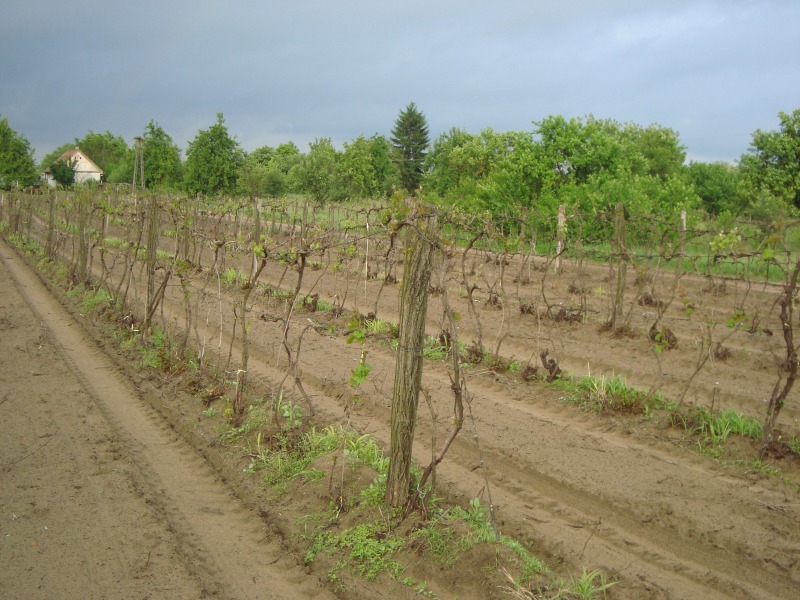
[1,1,798,164]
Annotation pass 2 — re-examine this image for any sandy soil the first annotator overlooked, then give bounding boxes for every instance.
[5,205,800,599]
[0,238,335,600]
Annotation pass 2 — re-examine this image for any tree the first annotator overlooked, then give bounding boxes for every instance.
[238,153,269,200]
[367,134,400,196]
[74,130,128,177]
[687,161,740,214]
[292,138,342,203]
[268,142,303,196]
[625,123,686,180]
[739,109,800,210]
[49,157,75,186]
[183,113,244,196]
[391,102,430,193]
[0,117,38,188]
[248,145,275,167]
[142,121,182,189]
[338,134,400,200]
[339,135,376,199]
[105,122,182,187]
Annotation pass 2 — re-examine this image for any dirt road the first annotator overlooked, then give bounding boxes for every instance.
[0,238,335,599]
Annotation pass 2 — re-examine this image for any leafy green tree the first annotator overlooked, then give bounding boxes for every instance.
[739,109,800,210]
[273,142,302,172]
[391,102,429,193]
[183,113,244,196]
[238,152,271,200]
[235,144,299,198]
[142,121,182,188]
[624,123,686,180]
[292,137,341,203]
[366,134,399,196]
[425,128,486,198]
[248,145,275,166]
[74,130,128,176]
[106,122,182,188]
[338,135,374,199]
[534,115,631,189]
[337,134,399,199]
[49,157,75,186]
[480,130,545,216]
[0,116,38,188]
[267,142,303,196]
[687,161,740,214]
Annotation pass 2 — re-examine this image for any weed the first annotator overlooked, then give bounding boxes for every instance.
[365,317,398,338]
[688,407,764,443]
[553,373,657,414]
[411,524,455,563]
[422,335,449,361]
[748,459,780,477]
[344,433,388,474]
[568,567,618,599]
[788,437,800,458]
[276,392,304,429]
[401,577,435,598]
[220,403,271,444]
[81,286,112,314]
[359,474,387,506]
[306,521,404,582]
[220,267,245,288]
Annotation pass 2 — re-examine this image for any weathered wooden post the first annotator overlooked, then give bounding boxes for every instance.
[554,204,566,274]
[609,202,627,329]
[386,206,437,508]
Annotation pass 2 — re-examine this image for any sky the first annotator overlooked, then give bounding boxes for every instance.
[1,0,798,165]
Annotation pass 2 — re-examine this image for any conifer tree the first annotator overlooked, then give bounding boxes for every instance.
[390,102,429,193]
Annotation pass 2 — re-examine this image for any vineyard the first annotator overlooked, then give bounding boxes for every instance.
[2,188,800,599]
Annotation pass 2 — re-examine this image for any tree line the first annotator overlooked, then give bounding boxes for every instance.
[1,105,799,225]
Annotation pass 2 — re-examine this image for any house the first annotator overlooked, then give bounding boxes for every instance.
[43,148,104,186]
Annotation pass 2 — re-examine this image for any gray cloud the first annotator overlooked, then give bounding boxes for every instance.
[1,0,797,163]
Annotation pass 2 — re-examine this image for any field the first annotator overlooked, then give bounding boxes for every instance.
[2,190,799,599]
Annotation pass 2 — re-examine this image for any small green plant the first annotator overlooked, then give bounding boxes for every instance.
[202,406,217,418]
[220,267,244,288]
[788,437,800,458]
[365,317,398,338]
[305,521,404,582]
[81,286,112,314]
[276,392,304,429]
[349,350,372,389]
[553,373,657,414]
[690,408,764,443]
[422,335,449,361]
[568,567,618,599]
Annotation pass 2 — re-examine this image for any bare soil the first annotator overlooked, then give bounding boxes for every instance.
[4,206,800,599]
[0,239,336,600]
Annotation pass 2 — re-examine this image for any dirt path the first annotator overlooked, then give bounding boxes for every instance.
[0,238,335,600]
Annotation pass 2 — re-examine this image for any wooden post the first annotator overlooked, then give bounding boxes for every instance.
[554,204,566,274]
[609,203,627,328]
[386,208,437,508]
